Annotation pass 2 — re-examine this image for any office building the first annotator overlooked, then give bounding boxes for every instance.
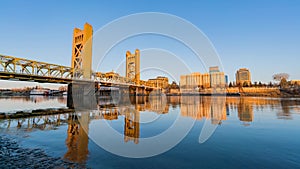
[236,68,251,86]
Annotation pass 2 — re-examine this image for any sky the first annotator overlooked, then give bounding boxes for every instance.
[0,0,299,88]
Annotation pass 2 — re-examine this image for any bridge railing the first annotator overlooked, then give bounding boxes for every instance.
[0,54,74,79]
[92,72,135,85]
[0,54,157,87]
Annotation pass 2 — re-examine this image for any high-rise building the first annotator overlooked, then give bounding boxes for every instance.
[180,67,227,90]
[236,68,251,86]
[209,66,226,88]
[210,71,226,88]
[209,66,220,73]
[202,73,210,88]
[180,72,204,89]
[179,66,227,90]
[225,75,229,85]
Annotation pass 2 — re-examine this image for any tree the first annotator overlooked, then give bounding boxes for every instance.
[169,81,177,88]
[294,82,300,90]
[258,81,262,87]
[273,73,289,82]
[254,81,258,87]
[280,78,288,88]
[268,82,273,87]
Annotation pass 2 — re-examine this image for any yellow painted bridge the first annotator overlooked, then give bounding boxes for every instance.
[0,54,74,83]
[0,23,163,89]
[0,54,138,86]
[0,54,157,89]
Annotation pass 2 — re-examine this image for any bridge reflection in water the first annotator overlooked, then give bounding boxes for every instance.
[1,96,300,164]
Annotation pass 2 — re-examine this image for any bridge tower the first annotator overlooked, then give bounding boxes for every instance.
[71,23,93,79]
[126,49,140,84]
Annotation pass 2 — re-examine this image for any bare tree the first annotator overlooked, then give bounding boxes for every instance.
[280,78,288,88]
[273,73,289,82]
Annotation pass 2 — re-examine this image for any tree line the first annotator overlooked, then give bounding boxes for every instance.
[228,73,299,89]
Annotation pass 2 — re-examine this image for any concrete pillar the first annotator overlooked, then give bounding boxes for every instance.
[67,83,74,108]
[67,82,97,110]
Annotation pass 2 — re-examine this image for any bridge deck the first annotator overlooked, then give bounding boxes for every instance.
[0,54,159,90]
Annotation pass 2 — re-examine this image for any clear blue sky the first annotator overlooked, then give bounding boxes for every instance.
[0,0,299,88]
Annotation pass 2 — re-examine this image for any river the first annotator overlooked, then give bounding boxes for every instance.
[0,96,299,169]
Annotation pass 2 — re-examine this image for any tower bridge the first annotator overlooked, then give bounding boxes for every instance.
[0,23,165,108]
[0,23,160,87]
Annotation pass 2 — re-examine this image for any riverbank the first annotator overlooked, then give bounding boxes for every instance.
[172,87,300,98]
[2,87,300,98]
[0,135,85,169]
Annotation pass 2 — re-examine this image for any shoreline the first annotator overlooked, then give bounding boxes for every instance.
[1,95,300,120]
[1,93,300,97]
[0,134,84,169]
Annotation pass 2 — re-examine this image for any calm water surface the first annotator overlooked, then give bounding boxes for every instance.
[0,96,300,169]
[0,96,67,113]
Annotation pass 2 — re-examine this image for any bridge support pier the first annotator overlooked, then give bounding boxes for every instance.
[67,82,97,110]
[136,87,145,96]
[67,84,73,108]
[67,83,158,109]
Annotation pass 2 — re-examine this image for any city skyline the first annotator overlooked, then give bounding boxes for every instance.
[0,0,300,89]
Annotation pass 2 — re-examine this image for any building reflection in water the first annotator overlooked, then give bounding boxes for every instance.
[180,96,227,125]
[133,95,169,114]
[225,97,300,121]
[238,98,253,126]
[237,98,254,126]
[278,99,292,120]
[167,96,181,108]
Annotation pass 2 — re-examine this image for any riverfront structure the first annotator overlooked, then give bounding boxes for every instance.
[290,80,300,85]
[180,66,226,91]
[0,23,168,109]
[236,68,251,86]
[202,73,211,88]
[147,76,169,88]
[180,72,203,90]
[209,66,226,88]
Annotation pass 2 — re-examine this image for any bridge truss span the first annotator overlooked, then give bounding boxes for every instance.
[0,54,74,83]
